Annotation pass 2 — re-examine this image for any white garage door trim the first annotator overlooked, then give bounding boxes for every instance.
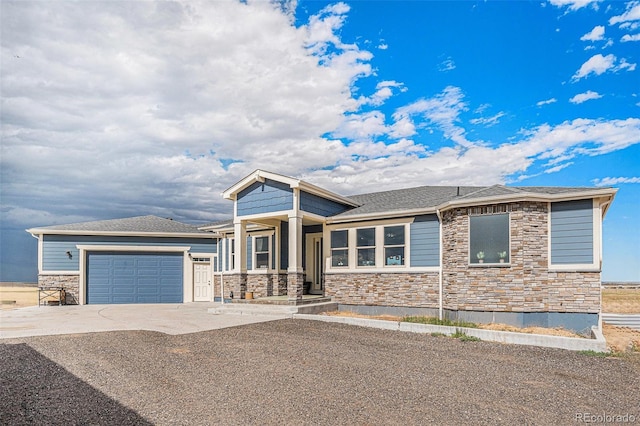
[77,245,190,305]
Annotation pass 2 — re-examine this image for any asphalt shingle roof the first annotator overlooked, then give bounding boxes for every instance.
[335,186,483,217]
[333,184,609,218]
[31,215,211,234]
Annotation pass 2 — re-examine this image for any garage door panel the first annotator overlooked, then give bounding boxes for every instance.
[87,252,183,304]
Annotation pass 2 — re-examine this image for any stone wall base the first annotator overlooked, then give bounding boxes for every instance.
[325,272,440,308]
[287,272,305,304]
[38,275,80,305]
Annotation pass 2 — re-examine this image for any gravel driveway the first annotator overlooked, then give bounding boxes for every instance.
[2,319,639,425]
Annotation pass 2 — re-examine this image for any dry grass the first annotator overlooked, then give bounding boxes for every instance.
[0,286,38,310]
[602,322,640,353]
[479,323,583,338]
[602,288,640,314]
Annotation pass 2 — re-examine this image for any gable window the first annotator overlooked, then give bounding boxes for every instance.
[469,213,510,265]
[331,230,348,267]
[384,225,405,266]
[357,228,376,266]
[255,236,269,269]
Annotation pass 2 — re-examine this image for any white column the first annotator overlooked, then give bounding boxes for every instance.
[234,220,247,273]
[287,214,304,273]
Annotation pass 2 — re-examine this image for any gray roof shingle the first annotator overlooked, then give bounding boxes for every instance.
[334,186,483,217]
[31,215,211,235]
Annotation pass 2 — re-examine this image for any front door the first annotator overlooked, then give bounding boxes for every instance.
[305,233,323,295]
[193,262,211,301]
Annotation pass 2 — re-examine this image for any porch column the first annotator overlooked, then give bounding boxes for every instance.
[232,220,247,300]
[287,213,304,304]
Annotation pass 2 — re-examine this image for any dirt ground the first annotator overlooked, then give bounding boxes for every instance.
[3,320,639,425]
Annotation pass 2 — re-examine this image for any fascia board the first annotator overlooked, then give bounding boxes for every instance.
[298,181,360,208]
[222,169,299,200]
[25,229,219,238]
[326,188,618,224]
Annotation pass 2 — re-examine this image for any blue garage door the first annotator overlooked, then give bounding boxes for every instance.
[87,252,183,304]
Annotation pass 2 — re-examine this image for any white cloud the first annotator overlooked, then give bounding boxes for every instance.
[569,90,603,104]
[2,0,640,242]
[438,58,456,72]
[377,43,388,50]
[332,111,389,141]
[616,57,637,71]
[393,86,472,147]
[0,0,375,225]
[470,112,506,127]
[571,53,636,80]
[357,80,406,107]
[536,98,557,107]
[621,33,640,42]
[548,0,600,11]
[592,176,640,186]
[580,25,605,41]
[609,1,640,26]
[572,54,616,80]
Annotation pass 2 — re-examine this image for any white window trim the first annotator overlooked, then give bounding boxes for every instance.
[329,229,349,268]
[467,212,512,267]
[383,224,407,267]
[326,220,416,273]
[356,226,376,268]
[247,231,275,273]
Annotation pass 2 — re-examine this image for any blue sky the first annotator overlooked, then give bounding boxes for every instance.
[1,0,638,282]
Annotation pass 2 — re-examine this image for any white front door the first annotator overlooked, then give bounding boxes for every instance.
[193,263,211,301]
[305,233,323,295]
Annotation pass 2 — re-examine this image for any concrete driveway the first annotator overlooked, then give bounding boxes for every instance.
[0,303,288,339]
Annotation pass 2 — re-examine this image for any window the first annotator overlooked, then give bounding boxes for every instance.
[469,214,510,264]
[384,225,405,266]
[357,228,375,266]
[255,236,269,269]
[331,230,348,267]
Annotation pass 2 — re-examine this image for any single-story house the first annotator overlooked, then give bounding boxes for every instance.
[28,169,617,333]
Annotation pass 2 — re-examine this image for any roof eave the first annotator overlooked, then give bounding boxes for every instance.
[25,229,219,238]
[222,169,360,208]
[443,187,618,210]
[222,169,300,200]
[326,188,618,224]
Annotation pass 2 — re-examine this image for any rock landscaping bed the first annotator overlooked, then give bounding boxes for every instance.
[2,319,639,425]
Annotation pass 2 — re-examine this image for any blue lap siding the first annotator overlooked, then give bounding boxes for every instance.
[237,179,293,216]
[550,199,594,264]
[410,215,440,267]
[42,235,216,271]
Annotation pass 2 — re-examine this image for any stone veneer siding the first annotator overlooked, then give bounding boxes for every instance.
[246,273,288,298]
[441,202,600,314]
[38,274,80,305]
[218,273,289,299]
[324,272,440,308]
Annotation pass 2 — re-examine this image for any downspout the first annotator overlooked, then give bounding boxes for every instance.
[436,209,443,320]
[597,196,614,331]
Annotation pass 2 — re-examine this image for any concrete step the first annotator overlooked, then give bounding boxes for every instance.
[208,301,337,317]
